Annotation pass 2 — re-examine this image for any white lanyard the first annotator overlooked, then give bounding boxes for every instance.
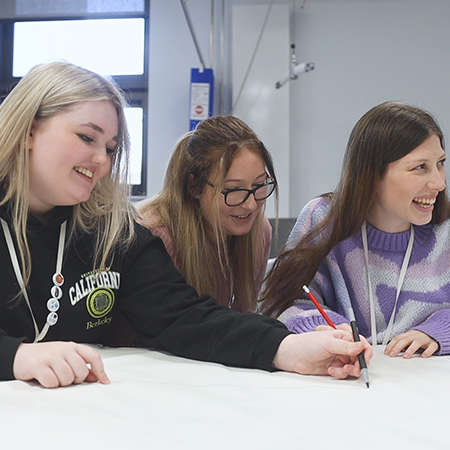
[361,221,414,345]
[1,218,67,342]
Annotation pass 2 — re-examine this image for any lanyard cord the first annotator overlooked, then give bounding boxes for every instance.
[361,221,414,345]
[1,218,67,343]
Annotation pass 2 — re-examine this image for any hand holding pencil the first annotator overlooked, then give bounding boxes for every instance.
[273,329,373,379]
[302,285,372,387]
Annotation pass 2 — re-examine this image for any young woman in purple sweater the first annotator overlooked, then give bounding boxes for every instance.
[262,102,450,358]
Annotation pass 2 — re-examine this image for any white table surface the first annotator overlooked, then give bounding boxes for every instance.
[1,346,448,450]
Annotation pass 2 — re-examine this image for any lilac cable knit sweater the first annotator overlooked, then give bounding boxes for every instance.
[279,197,450,354]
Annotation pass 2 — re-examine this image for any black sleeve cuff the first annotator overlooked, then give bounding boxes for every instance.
[0,335,26,381]
[254,326,292,372]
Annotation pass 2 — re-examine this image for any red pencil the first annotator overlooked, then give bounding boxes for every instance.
[302,285,336,329]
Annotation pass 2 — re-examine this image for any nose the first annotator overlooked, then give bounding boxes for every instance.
[241,193,258,210]
[428,166,447,192]
[91,147,110,165]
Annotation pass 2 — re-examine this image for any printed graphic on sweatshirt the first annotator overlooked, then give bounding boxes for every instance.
[85,287,114,330]
[67,269,120,330]
[86,287,115,318]
[68,269,120,306]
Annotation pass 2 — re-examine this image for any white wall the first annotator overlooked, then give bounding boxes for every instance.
[147,0,212,198]
[290,0,450,215]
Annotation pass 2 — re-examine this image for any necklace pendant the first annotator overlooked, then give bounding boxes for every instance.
[47,298,60,312]
[53,273,64,286]
[46,311,58,326]
[50,285,63,299]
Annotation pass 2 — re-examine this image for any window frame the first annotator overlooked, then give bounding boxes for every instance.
[0,7,149,196]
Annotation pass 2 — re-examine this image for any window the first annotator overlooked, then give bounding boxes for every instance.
[0,0,149,196]
[13,18,145,77]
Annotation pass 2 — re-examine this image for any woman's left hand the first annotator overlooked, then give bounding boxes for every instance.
[385,330,439,358]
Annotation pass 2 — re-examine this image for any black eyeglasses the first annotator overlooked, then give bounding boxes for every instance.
[207,177,276,207]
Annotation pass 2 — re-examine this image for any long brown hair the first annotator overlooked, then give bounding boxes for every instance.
[139,115,278,311]
[261,101,450,317]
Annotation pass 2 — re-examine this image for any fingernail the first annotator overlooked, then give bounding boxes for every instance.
[101,372,111,384]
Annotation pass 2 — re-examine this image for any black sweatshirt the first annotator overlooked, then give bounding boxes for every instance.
[0,205,290,380]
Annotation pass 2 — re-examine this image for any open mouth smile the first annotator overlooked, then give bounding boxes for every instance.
[412,197,436,209]
[74,166,94,179]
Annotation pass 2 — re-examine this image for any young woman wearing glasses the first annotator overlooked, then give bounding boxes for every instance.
[139,116,277,312]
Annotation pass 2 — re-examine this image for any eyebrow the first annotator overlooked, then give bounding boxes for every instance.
[408,154,446,164]
[224,172,267,183]
[80,122,118,142]
[81,122,104,133]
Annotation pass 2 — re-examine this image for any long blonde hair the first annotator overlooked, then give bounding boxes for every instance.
[139,116,278,312]
[0,61,136,293]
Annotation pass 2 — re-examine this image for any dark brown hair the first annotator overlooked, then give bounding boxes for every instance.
[261,101,449,317]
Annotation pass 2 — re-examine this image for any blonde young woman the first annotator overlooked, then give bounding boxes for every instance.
[139,116,276,312]
[0,62,371,388]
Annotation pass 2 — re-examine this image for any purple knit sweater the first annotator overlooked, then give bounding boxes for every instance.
[279,197,450,354]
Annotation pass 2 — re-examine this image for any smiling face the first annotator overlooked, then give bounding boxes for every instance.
[199,147,268,236]
[367,134,446,232]
[28,100,118,216]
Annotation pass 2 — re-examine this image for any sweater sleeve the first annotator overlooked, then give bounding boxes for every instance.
[278,198,350,333]
[0,334,26,381]
[412,309,450,355]
[279,292,350,333]
[118,225,291,371]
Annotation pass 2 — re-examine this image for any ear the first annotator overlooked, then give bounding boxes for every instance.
[29,119,37,151]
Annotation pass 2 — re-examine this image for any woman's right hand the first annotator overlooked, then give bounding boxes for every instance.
[315,323,371,348]
[13,341,110,388]
[272,329,373,379]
